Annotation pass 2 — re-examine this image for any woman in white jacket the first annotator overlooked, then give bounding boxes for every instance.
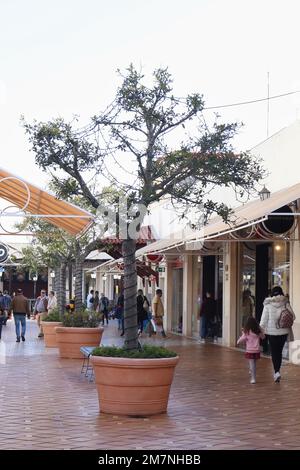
[47,291,57,313]
[260,286,295,383]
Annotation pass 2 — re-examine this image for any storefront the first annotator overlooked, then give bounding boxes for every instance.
[237,240,290,340]
[136,182,300,360]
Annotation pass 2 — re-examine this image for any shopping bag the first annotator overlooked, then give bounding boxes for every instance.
[154,316,163,327]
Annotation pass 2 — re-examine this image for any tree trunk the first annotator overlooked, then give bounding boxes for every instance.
[53,267,60,292]
[57,262,67,316]
[68,263,73,299]
[75,258,84,311]
[122,238,138,350]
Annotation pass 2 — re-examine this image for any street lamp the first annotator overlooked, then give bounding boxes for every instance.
[32,274,38,299]
[113,274,121,295]
[50,270,55,291]
[259,186,271,201]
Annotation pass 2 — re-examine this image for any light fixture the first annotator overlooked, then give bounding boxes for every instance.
[32,274,38,282]
[275,244,281,251]
[259,185,271,201]
[113,274,121,280]
[50,271,55,278]
[91,272,97,279]
[73,275,76,281]
[102,275,107,281]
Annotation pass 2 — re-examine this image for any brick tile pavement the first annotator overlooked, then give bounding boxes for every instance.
[0,318,300,449]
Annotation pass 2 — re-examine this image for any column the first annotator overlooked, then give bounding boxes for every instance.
[164,257,174,333]
[290,219,300,343]
[107,274,114,302]
[222,242,238,347]
[182,254,193,336]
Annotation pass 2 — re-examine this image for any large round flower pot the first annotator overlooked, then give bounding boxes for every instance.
[41,321,62,348]
[55,327,104,359]
[91,355,179,416]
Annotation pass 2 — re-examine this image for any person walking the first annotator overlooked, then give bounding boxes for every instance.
[137,289,149,335]
[0,292,5,330]
[99,293,109,325]
[93,291,100,313]
[86,290,95,311]
[242,289,255,327]
[0,301,5,340]
[260,286,295,383]
[11,288,30,342]
[117,292,125,336]
[152,288,167,338]
[237,316,265,384]
[0,313,3,340]
[47,291,57,313]
[34,290,48,338]
[3,291,12,320]
[199,292,216,342]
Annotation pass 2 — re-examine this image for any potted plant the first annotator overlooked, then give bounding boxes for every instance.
[91,344,179,416]
[55,311,104,359]
[41,309,63,348]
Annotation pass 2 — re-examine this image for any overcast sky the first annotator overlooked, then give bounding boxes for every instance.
[1,0,300,195]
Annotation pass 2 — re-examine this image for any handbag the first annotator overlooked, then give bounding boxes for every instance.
[276,303,294,329]
[154,316,163,327]
[143,298,149,311]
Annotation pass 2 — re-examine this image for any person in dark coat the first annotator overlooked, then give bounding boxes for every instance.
[117,292,125,336]
[199,292,216,341]
[137,289,149,335]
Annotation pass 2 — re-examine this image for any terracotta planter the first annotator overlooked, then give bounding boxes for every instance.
[41,321,62,348]
[91,355,179,416]
[55,327,104,359]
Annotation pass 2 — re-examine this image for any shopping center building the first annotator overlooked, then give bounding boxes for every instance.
[137,184,300,346]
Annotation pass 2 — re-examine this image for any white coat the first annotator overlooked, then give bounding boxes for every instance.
[260,295,295,339]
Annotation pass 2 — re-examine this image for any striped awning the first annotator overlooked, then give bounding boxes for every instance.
[135,182,300,256]
[0,167,94,235]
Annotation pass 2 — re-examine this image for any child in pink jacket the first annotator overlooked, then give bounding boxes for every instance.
[237,316,265,384]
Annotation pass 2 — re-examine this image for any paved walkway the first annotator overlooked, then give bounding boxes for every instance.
[0,318,300,450]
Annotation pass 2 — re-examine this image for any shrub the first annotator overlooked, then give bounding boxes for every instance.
[43,308,61,322]
[92,344,177,358]
[62,311,101,328]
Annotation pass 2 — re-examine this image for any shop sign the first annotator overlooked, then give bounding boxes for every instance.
[0,243,8,263]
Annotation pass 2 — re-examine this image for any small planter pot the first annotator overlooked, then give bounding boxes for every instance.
[41,321,62,348]
[55,326,104,359]
[91,355,179,416]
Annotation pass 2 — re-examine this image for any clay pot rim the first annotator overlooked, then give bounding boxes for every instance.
[91,355,179,368]
[55,326,104,333]
[41,321,63,325]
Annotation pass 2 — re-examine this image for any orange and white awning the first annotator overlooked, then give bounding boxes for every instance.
[0,167,94,236]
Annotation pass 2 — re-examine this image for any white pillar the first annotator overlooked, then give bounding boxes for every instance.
[106,274,113,301]
[164,258,174,333]
[222,242,238,347]
[290,223,300,342]
[182,254,193,336]
[191,255,201,337]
